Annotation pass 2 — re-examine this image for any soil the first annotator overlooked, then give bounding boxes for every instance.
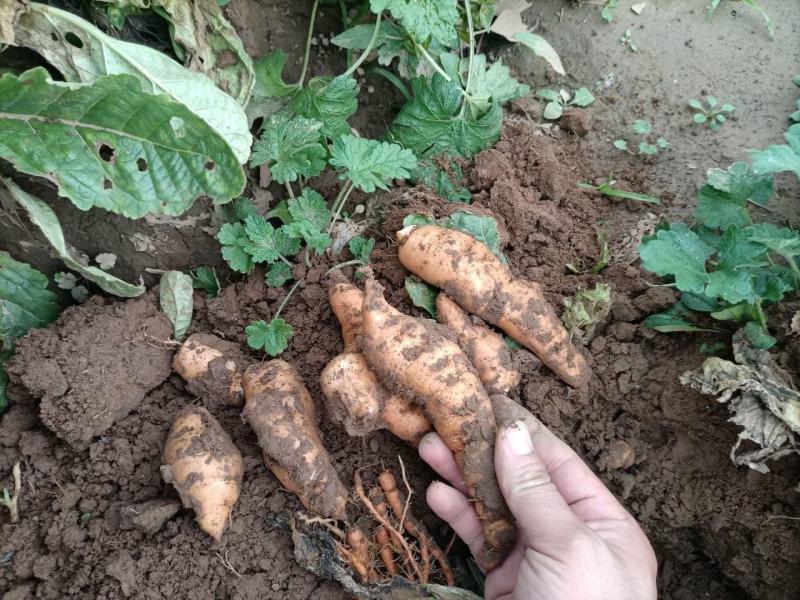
[2,1,800,600]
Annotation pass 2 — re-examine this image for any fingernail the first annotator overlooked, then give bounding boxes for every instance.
[504,421,534,456]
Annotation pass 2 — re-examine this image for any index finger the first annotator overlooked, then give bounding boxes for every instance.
[491,395,629,522]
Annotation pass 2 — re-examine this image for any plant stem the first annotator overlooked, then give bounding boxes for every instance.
[416,41,452,82]
[343,12,383,78]
[285,181,295,199]
[274,278,304,320]
[463,0,475,96]
[325,258,363,276]
[298,0,320,88]
[754,299,768,330]
[328,181,355,233]
[278,254,293,267]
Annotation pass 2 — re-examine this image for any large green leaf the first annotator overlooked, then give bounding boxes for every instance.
[0,68,244,218]
[370,0,458,47]
[288,76,359,139]
[0,251,60,343]
[330,134,418,192]
[389,74,502,158]
[1,178,145,297]
[5,3,251,162]
[101,0,255,105]
[750,124,800,179]
[638,223,714,294]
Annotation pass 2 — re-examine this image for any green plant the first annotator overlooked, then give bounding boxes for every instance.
[600,0,619,22]
[689,96,735,132]
[537,87,595,120]
[619,28,637,52]
[613,120,669,155]
[190,267,221,297]
[55,273,89,303]
[639,162,797,349]
[578,179,660,204]
[707,0,774,39]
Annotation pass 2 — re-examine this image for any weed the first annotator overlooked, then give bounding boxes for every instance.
[689,96,735,132]
[619,28,637,52]
[613,120,669,155]
[578,179,660,204]
[537,87,596,120]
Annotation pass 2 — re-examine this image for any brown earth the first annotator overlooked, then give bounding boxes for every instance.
[2,120,799,600]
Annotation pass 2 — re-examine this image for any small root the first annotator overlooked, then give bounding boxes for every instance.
[215,550,242,579]
[1,462,22,523]
[297,512,346,540]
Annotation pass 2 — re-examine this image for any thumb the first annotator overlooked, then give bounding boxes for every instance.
[495,421,583,549]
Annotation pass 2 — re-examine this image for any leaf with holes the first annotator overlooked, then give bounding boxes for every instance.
[2,178,144,297]
[0,69,244,218]
[159,271,193,340]
[330,134,417,192]
[4,3,251,162]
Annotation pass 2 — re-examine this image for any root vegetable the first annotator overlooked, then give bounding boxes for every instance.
[375,526,398,576]
[242,360,348,520]
[361,277,515,570]
[345,527,376,582]
[320,352,432,446]
[436,293,520,394]
[321,275,432,446]
[173,333,251,407]
[161,406,243,541]
[397,224,590,388]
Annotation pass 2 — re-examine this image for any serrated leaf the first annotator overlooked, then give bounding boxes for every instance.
[639,223,714,294]
[252,50,298,99]
[190,266,220,297]
[159,271,193,340]
[513,32,565,75]
[458,54,530,113]
[443,211,503,257]
[246,318,293,356]
[0,68,244,218]
[243,215,301,263]
[349,237,375,265]
[288,190,331,232]
[571,87,595,107]
[695,185,750,229]
[706,162,774,207]
[2,178,145,297]
[232,197,259,222]
[250,115,326,184]
[745,223,800,259]
[750,124,800,179]
[330,134,418,192]
[289,75,359,139]
[5,3,251,162]
[265,262,293,287]
[633,119,652,134]
[410,159,471,203]
[390,74,501,158]
[0,251,60,343]
[370,0,458,47]
[716,226,769,271]
[218,222,255,273]
[404,276,438,317]
[742,321,776,349]
[285,221,331,255]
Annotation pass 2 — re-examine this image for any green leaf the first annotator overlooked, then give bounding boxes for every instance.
[705,270,756,304]
[657,137,669,149]
[266,200,293,224]
[638,223,714,294]
[681,291,721,312]
[289,75,359,139]
[716,226,769,271]
[288,190,331,233]
[331,21,405,50]
[390,74,502,158]
[403,214,436,228]
[513,32,565,75]
[370,0,459,47]
[404,276,438,317]
[543,101,563,120]
[633,119,652,134]
[5,3,251,162]
[250,115,326,184]
[0,68,244,218]
[159,271,193,340]
[2,178,145,297]
[745,223,800,259]
[458,55,530,113]
[721,103,735,113]
[218,223,255,273]
[536,88,560,102]
[190,266,220,297]
[695,185,749,229]
[265,262,293,287]
[742,321,776,349]
[232,197,259,221]
[750,124,800,178]
[330,134,418,192]
[571,87,595,107]
[243,215,301,263]
[705,162,774,206]
[638,142,658,155]
[245,318,293,356]
[55,272,78,291]
[105,0,255,105]
[0,251,60,343]
[613,139,628,151]
[410,159,471,203]
[349,237,376,265]
[252,50,298,99]
[443,211,502,257]
[643,303,718,333]
[698,341,726,355]
[688,99,703,110]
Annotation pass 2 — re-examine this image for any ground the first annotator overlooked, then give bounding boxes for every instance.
[2,1,800,599]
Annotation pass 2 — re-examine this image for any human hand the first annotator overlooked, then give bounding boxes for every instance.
[419,418,657,600]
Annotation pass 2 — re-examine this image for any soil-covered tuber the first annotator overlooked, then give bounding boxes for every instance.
[397,224,590,388]
[321,275,432,446]
[242,360,348,520]
[173,333,251,407]
[161,406,243,541]
[436,293,520,394]
[361,277,515,570]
